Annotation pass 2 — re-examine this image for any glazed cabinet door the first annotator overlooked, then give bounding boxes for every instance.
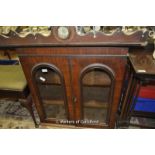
[71,57,126,128]
[20,56,73,124]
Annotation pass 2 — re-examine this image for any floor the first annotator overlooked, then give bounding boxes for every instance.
[0,99,38,129]
[0,100,83,129]
[0,99,154,129]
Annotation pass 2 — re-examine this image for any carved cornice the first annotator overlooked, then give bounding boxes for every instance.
[0,26,154,47]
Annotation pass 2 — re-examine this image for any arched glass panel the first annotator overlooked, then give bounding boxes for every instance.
[32,64,68,120]
[81,65,114,125]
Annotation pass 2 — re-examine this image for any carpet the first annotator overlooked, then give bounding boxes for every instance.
[0,99,40,129]
[0,100,80,129]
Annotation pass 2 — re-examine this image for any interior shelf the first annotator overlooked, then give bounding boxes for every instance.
[82,70,111,86]
[83,84,111,87]
[84,100,108,108]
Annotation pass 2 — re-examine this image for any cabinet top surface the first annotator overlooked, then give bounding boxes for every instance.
[129,52,155,75]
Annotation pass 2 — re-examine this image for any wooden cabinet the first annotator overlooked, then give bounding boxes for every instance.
[18,47,127,128]
[0,26,151,128]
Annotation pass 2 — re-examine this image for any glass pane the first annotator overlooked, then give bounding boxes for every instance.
[34,65,67,120]
[82,68,112,125]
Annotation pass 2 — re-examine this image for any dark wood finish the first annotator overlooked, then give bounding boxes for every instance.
[71,57,126,128]
[132,111,155,118]
[0,27,148,47]
[19,56,74,122]
[17,47,128,55]
[31,63,70,122]
[118,50,155,128]
[19,47,127,128]
[129,51,155,75]
[0,27,152,128]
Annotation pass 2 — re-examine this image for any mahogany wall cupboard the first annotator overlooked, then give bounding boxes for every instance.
[18,47,128,128]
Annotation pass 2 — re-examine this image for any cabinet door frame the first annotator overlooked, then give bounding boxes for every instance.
[80,63,115,126]
[71,56,126,128]
[19,56,74,124]
[31,62,69,122]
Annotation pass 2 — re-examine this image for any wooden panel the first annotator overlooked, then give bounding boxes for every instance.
[129,52,155,75]
[71,56,127,128]
[19,56,74,122]
[0,27,148,47]
[19,47,128,128]
[17,47,128,56]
